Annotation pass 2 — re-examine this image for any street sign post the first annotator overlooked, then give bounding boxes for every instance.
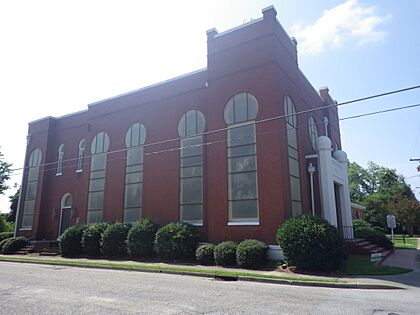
[386,214,396,242]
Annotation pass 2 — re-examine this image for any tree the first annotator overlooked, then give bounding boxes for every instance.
[8,189,19,222]
[0,149,12,195]
[391,195,420,236]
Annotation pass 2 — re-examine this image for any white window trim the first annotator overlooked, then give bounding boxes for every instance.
[228,221,260,226]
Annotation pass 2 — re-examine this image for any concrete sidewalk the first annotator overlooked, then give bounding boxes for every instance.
[0,253,415,290]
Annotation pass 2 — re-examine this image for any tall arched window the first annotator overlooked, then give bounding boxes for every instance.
[178,110,205,225]
[59,193,73,236]
[308,116,318,151]
[124,123,146,223]
[87,131,110,223]
[224,92,259,224]
[76,139,85,172]
[56,144,64,175]
[20,148,42,229]
[284,96,302,217]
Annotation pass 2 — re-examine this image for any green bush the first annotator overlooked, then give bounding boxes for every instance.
[59,224,87,257]
[0,232,13,243]
[101,223,131,257]
[82,223,109,256]
[0,237,13,252]
[236,239,268,269]
[196,244,215,265]
[276,215,347,271]
[127,218,159,258]
[214,241,237,266]
[2,237,27,254]
[0,215,13,233]
[353,219,393,250]
[155,222,199,259]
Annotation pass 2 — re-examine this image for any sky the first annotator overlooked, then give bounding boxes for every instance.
[1,0,420,213]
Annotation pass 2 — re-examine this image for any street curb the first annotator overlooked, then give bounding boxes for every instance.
[0,258,404,290]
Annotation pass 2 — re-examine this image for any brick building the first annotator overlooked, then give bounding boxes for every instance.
[15,6,353,245]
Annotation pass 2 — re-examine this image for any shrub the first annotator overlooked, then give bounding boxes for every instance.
[2,237,27,254]
[127,218,159,258]
[236,239,268,269]
[0,232,13,243]
[214,241,237,266]
[101,223,131,257]
[353,219,393,250]
[155,222,199,259]
[0,237,13,252]
[276,215,347,271]
[59,224,87,257]
[82,223,109,256]
[196,244,215,265]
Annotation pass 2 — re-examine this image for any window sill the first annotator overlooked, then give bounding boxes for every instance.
[75,169,83,173]
[228,221,259,226]
[19,228,32,231]
[56,173,62,176]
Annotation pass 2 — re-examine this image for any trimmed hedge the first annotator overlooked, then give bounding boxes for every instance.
[59,224,87,257]
[276,215,347,271]
[196,244,215,265]
[2,237,27,254]
[127,218,159,258]
[214,241,237,266]
[101,223,131,257]
[236,239,268,269]
[0,232,13,243]
[155,222,199,259]
[82,223,109,256]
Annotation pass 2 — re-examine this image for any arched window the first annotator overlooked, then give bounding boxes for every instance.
[123,123,146,223]
[76,139,85,172]
[20,148,42,229]
[323,116,329,137]
[56,144,64,175]
[308,116,318,151]
[87,132,110,223]
[59,193,73,236]
[178,110,205,225]
[284,96,302,217]
[224,92,259,224]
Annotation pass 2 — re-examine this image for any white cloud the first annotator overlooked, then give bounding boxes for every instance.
[292,0,391,55]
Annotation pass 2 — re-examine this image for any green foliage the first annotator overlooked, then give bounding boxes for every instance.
[0,232,13,242]
[155,222,199,259]
[0,149,12,195]
[1,236,27,254]
[236,239,268,269]
[214,241,237,266]
[0,214,14,233]
[353,219,393,250]
[59,224,87,257]
[82,223,109,256]
[196,244,215,265]
[101,223,131,257]
[127,218,159,258]
[276,215,347,271]
[0,237,13,252]
[7,189,19,222]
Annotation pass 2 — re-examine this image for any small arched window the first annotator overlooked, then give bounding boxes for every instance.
[178,110,205,225]
[59,193,73,236]
[61,193,73,208]
[284,96,302,217]
[76,139,86,172]
[123,123,147,223]
[20,148,42,229]
[87,131,110,223]
[308,116,318,151]
[56,144,64,175]
[224,93,259,224]
[323,116,329,137]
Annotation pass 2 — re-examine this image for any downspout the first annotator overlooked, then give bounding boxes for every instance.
[308,163,316,216]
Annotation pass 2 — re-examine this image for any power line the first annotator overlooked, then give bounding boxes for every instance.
[10,101,420,176]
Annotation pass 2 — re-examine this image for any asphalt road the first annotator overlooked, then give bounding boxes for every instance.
[1,262,420,315]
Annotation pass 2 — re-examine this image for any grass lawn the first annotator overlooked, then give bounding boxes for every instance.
[344,255,412,276]
[392,237,418,250]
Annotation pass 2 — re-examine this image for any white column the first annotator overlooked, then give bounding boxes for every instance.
[333,150,354,239]
[316,136,337,226]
